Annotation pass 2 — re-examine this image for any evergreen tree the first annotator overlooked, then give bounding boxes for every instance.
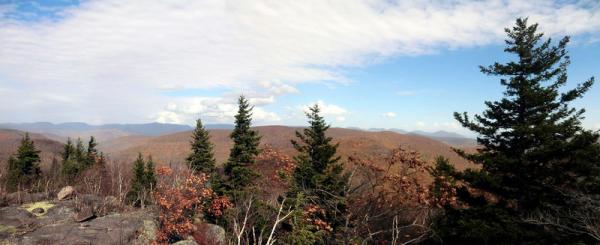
[74,138,87,166]
[224,96,261,190]
[286,104,349,240]
[187,119,216,174]
[128,153,150,205]
[145,155,156,190]
[86,136,98,164]
[61,136,103,180]
[62,138,74,163]
[5,133,41,191]
[435,18,600,243]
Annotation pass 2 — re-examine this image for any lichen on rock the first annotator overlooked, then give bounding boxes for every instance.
[21,201,55,217]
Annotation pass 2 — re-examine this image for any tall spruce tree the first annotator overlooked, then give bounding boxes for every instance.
[62,138,74,163]
[187,119,216,174]
[74,138,87,165]
[436,18,600,243]
[224,96,261,190]
[5,133,41,191]
[128,153,155,205]
[286,104,349,240]
[87,136,98,164]
[145,155,156,191]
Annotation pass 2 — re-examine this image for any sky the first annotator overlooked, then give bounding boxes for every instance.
[0,0,599,135]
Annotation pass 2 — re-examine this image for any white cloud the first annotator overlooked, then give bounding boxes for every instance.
[382,112,397,118]
[248,96,275,106]
[0,0,599,123]
[259,81,299,95]
[300,100,348,122]
[155,96,281,125]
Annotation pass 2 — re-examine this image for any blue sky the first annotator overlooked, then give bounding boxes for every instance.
[0,0,599,135]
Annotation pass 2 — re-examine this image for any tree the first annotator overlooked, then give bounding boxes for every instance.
[285,104,349,241]
[187,119,216,174]
[62,138,74,163]
[128,153,147,205]
[61,136,103,181]
[5,133,41,191]
[437,18,600,243]
[74,138,86,163]
[87,136,98,164]
[224,95,262,190]
[128,153,156,206]
[145,155,157,190]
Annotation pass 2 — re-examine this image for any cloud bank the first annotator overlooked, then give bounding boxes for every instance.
[0,0,599,125]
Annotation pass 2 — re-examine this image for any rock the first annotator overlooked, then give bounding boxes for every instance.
[57,186,75,200]
[173,237,198,245]
[194,223,226,245]
[41,201,75,225]
[74,205,96,222]
[21,201,55,217]
[134,219,158,245]
[0,206,36,240]
[9,209,157,245]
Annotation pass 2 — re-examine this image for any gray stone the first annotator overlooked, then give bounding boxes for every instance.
[195,223,226,245]
[133,219,158,245]
[173,237,198,245]
[9,209,156,245]
[74,205,95,222]
[57,186,75,200]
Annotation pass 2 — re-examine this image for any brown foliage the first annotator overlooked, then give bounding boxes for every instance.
[152,167,231,244]
[346,146,456,243]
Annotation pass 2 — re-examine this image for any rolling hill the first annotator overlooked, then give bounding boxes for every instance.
[0,129,64,173]
[100,126,473,171]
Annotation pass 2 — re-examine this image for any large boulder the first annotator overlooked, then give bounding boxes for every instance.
[57,186,75,200]
[194,223,226,245]
[173,237,198,245]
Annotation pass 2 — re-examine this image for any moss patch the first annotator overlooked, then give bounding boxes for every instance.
[0,224,17,234]
[21,201,55,217]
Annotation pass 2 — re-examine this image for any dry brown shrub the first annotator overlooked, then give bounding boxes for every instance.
[152,167,232,244]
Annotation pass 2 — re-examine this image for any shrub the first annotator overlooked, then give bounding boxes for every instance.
[153,167,231,244]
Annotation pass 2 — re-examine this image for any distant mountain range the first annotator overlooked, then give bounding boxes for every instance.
[0,122,192,136]
[349,127,477,147]
[0,122,476,147]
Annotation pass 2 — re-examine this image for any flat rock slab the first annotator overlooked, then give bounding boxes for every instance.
[8,210,155,245]
[1,196,158,245]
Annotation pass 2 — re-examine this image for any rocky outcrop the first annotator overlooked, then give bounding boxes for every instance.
[0,192,229,245]
[0,195,158,245]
